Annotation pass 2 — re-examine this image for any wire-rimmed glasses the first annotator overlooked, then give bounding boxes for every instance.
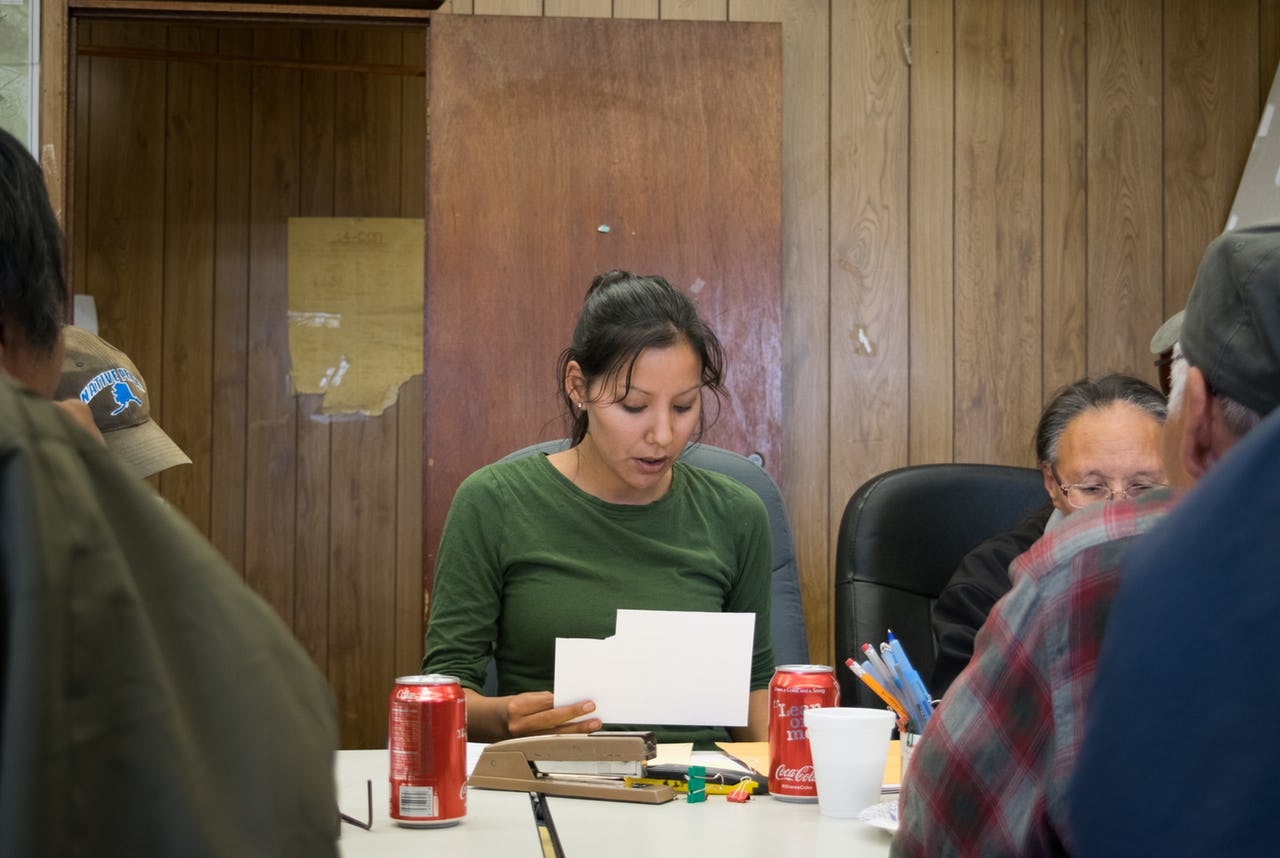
[1050,464,1167,509]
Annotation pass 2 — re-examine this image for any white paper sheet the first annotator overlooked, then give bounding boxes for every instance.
[553,609,755,726]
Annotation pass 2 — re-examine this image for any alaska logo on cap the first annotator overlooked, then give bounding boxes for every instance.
[79,367,146,417]
[55,325,192,479]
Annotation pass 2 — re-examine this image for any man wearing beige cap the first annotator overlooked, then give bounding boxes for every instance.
[893,222,1280,857]
[0,127,338,855]
[55,325,191,479]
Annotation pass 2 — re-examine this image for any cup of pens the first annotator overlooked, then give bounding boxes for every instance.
[843,631,935,745]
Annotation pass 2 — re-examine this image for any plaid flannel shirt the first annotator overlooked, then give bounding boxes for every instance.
[891,491,1177,857]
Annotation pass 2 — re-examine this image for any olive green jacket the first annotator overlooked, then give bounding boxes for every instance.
[0,377,339,857]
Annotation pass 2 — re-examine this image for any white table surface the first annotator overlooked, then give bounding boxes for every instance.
[337,747,894,857]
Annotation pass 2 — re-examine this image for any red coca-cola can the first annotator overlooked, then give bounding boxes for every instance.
[768,664,840,801]
[388,674,468,827]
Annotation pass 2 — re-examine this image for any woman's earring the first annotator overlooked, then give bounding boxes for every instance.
[577,401,585,410]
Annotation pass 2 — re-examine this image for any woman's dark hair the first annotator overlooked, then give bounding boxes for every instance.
[0,128,65,353]
[557,270,727,445]
[1034,373,1168,463]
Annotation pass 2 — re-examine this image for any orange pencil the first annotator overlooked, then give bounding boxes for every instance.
[845,657,911,724]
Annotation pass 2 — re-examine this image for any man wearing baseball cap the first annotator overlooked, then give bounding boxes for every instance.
[1068,225,1280,854]
[893,223,1280,857]
[0,127,339,854]
[55,325,191,479]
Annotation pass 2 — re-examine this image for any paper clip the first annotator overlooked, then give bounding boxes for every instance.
[686,765,707,804]
[727,776,753,804]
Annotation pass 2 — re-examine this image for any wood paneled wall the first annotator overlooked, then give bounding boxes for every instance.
[71,22,427,748]
[64,0,1275,748]
[443,0,1274,667]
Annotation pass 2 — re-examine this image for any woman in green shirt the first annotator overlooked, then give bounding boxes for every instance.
[423,270,773,746]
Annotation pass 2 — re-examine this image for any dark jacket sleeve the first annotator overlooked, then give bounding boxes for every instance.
[927,503,1054,698]
[0,379,339,858]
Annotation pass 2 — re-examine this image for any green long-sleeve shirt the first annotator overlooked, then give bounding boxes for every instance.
[423,452,773,747]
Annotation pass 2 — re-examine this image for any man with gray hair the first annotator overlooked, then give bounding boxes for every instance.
[892,222,1280,857]
[1067,227,1280,854]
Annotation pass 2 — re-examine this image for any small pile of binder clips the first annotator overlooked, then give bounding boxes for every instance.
[625,763,762,803]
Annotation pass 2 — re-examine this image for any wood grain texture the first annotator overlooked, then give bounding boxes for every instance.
[63,14,80,299]
[395,26,427,683]
[292,386,332,675]
[473,0,539,15]
[326,27,405,749]
[660,0,724,20]
[292,28,335,680]
[954,0,1042,466]
[210,24,253,576]
[1163,2,1258,318]
[159,25,218,535]
[1041,0,1087,398]
[39,0,71,232]
[545,0,612,16]
[613,0,658,18]
[1086,0,1162,378]
[72,20,90,299]
[731,0,831,662]
[829,0,909,512]
[243,27,301,626]
[82,22,167,404]
[907,0,955,466]
[69,0,435,19]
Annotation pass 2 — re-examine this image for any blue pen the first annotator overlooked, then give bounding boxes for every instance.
[890,653,931,732]
[887,631,935,723]
[890,635,935,724]
[879,644,927,732]
[882,641,931,730]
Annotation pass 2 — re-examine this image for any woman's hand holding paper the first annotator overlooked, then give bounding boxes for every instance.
[466,689,602,742]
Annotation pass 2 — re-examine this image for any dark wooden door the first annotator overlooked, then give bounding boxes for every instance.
[425,14,783,587]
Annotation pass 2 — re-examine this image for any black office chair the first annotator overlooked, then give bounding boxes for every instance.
[498,439,809,666]
[833,463,1046,707]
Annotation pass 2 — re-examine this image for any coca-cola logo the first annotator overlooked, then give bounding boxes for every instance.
[773,763,816,783]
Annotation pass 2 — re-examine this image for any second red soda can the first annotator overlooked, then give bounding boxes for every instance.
[768,664,840,801]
